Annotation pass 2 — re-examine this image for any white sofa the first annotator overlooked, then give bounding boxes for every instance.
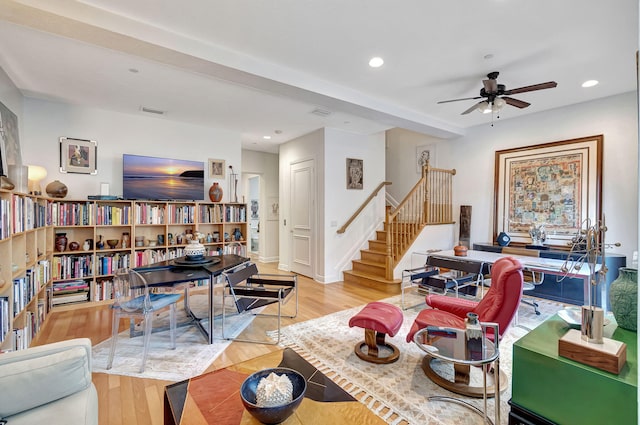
[0,338,98,425]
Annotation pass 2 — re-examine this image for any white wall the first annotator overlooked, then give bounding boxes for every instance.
[279,127,386,282]
[242,149,279,262]
[21,98,241,200]
[385,128,442,201]
[323,128,386,282]
[279,129,323,274]
[388,92,638,263]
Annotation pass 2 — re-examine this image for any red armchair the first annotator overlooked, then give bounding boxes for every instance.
[406,256,524,343]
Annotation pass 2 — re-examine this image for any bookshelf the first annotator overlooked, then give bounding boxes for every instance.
[50,199,247,307]
[0,189,53,352]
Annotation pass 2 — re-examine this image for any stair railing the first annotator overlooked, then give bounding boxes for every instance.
[337,181,391,234]
[384,163,456,279]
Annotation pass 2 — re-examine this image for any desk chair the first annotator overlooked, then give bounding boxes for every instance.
[502,246,544,315]
[107,268,181,373]
[222,262,298,344]
[407,255,484,298]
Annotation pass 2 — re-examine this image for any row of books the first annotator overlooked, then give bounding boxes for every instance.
[52,255,94,280]
[167,204,196,224]
[13,269,41,317]
[225,205,247,223]
[135,203,165,224]
[198,204,224,223]
[50,201,94,226]
[95,253,132,276]
[0,197,9,239]
[0,296,9,343]
[95,204,131,225]
[95,278,114,301]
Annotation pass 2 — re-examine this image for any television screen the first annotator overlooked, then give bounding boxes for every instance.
[123,154,204,200]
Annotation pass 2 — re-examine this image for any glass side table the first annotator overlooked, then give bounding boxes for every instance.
[413,322,504,425]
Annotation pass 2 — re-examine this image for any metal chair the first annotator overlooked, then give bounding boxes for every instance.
[107,268,181,373]
[221,262,297,344]
[502,246,544,315]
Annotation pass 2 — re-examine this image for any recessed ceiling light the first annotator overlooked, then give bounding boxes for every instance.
[368,57,384,68]
[263,135,271,140]
[582,80,599,88]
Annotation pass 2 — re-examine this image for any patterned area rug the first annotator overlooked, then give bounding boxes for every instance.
[92,294,254,382]
[270,293,564,425]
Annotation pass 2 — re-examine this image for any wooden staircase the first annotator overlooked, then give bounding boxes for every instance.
[343,229,400,293]
[342,164,456,293]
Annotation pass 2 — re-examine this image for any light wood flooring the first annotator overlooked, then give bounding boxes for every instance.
[32,262,394,425]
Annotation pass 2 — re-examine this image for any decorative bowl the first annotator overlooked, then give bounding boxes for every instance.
[240,368,307,424]
[106,239,119,249]
[184,239,206,260]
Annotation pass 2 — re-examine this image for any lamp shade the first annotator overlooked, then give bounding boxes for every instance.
[27,165,47,195]
[476,101,491,114]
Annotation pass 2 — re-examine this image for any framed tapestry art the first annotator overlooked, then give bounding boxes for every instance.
[60,137,97,174]
[494,135,602,247]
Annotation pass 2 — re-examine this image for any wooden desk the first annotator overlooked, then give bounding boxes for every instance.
[164,348,385,425]
[135,254,248,343]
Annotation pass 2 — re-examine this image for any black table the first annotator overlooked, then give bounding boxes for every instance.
[134,254,249,344]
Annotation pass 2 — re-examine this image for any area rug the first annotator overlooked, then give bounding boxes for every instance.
[270,293,564,425]
[91,294,254,382]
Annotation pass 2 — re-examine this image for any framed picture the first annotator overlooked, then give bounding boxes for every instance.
[0,100,21,168]
[59,137,97,174]
[494,135,603,247]
[267,196,279,221]
[346,158,363,190]
[416,143,437,173]
[208,158,225,178]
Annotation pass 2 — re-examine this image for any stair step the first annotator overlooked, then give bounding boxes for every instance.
[352,259,386,276]
[360,249,387,263]
[343,270,400,294]
[368,239,386,251]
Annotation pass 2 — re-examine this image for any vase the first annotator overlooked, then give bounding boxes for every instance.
[96,235,105,250]
[55,233,68,252]
[209,182,223,202]
[45,180,68,198]
[609,267,638,331]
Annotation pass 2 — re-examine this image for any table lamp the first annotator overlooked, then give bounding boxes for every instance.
[27,165,47,195]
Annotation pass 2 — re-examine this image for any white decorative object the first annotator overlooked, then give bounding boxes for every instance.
[256,372,293,407]
[184,239,206,259]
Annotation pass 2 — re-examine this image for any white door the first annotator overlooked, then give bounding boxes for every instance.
[289,159,314,278]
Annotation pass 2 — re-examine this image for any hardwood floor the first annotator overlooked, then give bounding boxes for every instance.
[33,262,395,425]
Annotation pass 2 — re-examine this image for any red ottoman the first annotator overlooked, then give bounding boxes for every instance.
[348,301,404,364]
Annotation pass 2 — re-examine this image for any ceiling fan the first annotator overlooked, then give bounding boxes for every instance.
[438,71,557,115]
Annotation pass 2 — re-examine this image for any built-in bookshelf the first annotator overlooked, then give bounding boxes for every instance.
[0,189,53,352]
[50,199,247,307]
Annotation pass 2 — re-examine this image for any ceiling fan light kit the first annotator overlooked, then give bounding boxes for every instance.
[438,71,557,124]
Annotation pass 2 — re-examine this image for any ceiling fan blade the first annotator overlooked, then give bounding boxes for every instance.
[503,97,531,108]
[505,81,557,95]
[461,101,484,115]
[437,96,482,104]
[483,79,498,93]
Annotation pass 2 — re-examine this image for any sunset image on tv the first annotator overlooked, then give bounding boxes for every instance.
[123,154,204,200]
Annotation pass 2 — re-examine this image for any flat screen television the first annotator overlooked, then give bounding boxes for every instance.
[122,154,204,200]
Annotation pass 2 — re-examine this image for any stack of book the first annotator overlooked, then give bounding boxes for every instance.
[52,280,90,305]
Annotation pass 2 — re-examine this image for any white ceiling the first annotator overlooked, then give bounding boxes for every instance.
[0,0,637,153]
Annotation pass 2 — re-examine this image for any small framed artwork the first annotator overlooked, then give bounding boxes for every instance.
[267,196,279,221]
[346,158,363,190]
[416,143,437,173]
[208,158,225,178]
[59,137,97,174]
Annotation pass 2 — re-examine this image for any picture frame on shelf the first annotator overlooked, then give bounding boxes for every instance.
[494,135,602,247]
[59,137,97,174]
[346,158,363,190]
[208,158,225,178]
